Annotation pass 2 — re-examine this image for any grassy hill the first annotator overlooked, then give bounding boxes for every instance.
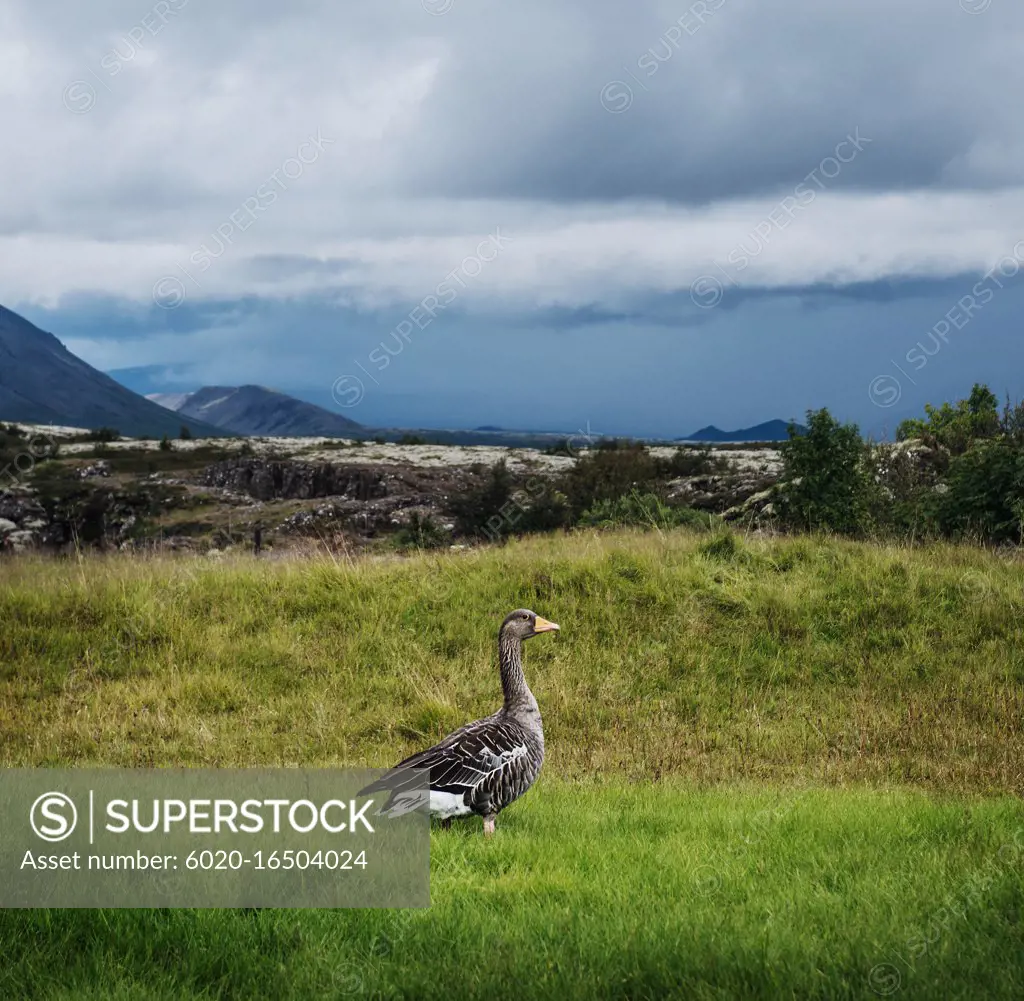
[2,529,1022,788]
[2,529,1023,998]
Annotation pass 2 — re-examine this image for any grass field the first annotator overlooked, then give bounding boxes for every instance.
[1,529,1023,998]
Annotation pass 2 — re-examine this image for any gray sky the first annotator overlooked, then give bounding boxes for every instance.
[4,0,1024,436]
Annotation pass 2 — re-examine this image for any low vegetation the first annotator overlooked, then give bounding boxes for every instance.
[2,529,1022,789]
[1,530,1023,998]
[577,492,719,531]
[447,446,722,543]
[3,788,1022,999]
[771,383,1024,544]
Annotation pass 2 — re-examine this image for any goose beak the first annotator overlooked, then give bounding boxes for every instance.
[533,616,560,633]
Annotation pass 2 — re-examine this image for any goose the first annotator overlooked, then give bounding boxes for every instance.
[360,608,559,836]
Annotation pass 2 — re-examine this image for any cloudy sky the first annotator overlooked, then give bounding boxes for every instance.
[4,0,1024,437]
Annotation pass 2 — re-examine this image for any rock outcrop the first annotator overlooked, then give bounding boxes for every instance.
[0,487,52,551]
[199,459,388,502]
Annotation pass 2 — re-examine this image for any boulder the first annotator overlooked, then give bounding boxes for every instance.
[723,487,777,524]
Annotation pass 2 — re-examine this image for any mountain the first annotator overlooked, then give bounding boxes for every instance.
[150,385,363,437]
[146,392,194,412]
[0,305,223,437]
[680,419,803,442]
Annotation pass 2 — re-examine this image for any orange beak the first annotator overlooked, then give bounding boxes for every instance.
[533,616,560,633]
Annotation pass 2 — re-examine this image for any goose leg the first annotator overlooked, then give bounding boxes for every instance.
[440,818,452,831]
[483,816,496,837]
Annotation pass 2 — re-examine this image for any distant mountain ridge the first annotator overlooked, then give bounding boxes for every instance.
[0,304,223,437]
[149,385,363,438]
[680,419,803,442]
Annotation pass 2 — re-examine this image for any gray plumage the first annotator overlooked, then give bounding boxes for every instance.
[360,608,559,835]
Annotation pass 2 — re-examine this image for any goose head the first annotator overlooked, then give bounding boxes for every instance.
[501,608,560,641]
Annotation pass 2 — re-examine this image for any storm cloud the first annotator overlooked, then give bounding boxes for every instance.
[3,0,1023,435]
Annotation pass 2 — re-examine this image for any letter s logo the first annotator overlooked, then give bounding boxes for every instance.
[30,792,78,842]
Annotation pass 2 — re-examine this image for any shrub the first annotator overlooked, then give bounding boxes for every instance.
[447,465,573,540]
[868,442,943,538]
[517,485,573,534]
[393,513,450,550]
[543,439,576,457]
[449,460,515,539]
[86,427,120,443]
[578,493,716,531]
[935,438,1024,543]
[881,386,1024,541]
[776,409,874,535]
[654,446,727,478]
[563,445,659,517]
[999,396,1024,442]
[897,383,1000,455]
[159,436,173,452]
[179,425,193,440]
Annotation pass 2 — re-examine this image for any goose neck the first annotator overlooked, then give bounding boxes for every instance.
[498,631,534,710]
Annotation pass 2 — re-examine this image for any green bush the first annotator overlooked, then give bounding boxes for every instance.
[654,446,727,478]
[578,492,715,531]
[880,385,1024,541]
[563,445,659,517]
[897,383,1000,455]
[868,442,943,539]
[86,427,120,443]
[393,512,450,550]
[448,460,515,539]
[776,409,874,535]
[936,438,1024,543]
[517,484,573,534]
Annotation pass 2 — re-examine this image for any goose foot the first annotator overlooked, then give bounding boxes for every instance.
[483,816,496,837]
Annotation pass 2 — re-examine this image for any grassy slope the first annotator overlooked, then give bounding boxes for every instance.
[1,530,1023,790]
[2,529,1024,999]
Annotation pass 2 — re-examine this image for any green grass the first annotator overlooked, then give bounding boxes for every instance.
[1,787,1022,999]
[1,530,1022,791]
[2,529,1024,998]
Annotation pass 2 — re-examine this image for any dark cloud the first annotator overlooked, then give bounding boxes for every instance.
[5,0,1024,437]
[391,0,1023,203]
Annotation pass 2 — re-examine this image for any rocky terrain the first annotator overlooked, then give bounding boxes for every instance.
[0,423,783,555]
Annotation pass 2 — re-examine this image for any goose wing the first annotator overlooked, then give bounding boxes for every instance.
[360,715,528,815]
